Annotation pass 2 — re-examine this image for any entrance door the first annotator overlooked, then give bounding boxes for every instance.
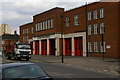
[49,39,55,55]
[65,38,72,56]
[74,37,83,56]
[41,40,47,55]
[35,40,39,55]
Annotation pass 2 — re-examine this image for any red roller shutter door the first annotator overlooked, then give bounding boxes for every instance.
[65,38,72,56]
[35,40,39,55]
[41,40,47,55]
[74,37,83,56]
[49,39,55,55]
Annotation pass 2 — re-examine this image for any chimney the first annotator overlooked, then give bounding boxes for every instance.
[14,31,17,34]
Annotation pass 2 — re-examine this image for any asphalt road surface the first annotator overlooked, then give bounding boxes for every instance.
[1,57,119,80]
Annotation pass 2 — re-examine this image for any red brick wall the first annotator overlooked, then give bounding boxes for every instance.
[20,22,33,43]
[63,6,87,34]
[87,2,119,58]
[33,8,64,36]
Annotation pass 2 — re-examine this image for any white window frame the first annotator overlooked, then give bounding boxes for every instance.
[45,21,48,30]
[23,30,24,34]
[43,22,45,30]
[100,8,104,18]
[94,10,98,20]
[88,24,92,35]
[100,41,106,52]
[66,17,70,27]
[40,22,43,30]
[74,15,79,26]
[36,24,38,31]
[51,19,53,29]
[31,27,34,34]
[100,22,105,34]
[88,11,92,20]
[94,41,99,52]
[94,24,98,34]
[88,42,92,52]
[48,20,50,29]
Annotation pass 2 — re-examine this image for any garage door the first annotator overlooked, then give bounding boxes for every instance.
[49,39,55,55]
[65,38,72,56]
[74,37,83,56]
[41,40,47,55]
[35,40,39,55]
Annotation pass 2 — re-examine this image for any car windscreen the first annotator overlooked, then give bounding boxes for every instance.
[3,64,48,79]
[17,44,31,49]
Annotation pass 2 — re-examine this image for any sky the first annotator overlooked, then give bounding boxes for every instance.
[0,0,119,34]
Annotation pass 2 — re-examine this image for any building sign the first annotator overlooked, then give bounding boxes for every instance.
[106,45,111,49]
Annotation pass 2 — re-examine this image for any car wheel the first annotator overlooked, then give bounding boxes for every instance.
[17,57,21,60]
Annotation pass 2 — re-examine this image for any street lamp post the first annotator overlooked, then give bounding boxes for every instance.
[101,33,104,61]
[61,15,64,63]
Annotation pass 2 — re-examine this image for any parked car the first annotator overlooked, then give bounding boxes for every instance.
[1,62,53,80]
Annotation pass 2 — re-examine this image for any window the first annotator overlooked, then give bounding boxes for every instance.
[40,22,43,30]
[94,24,98,34]
[26,29,28,33]
[100,41,106,52]
[48,20,50,29]
[100,8,104,18]
[100,22,105,34]
[74,15,79,26]
[45,21,48,30]
[88,11,92,20]
[36,24,38,31]
[93,10,98,20]
[66,17,70,27]
[51,19,54,29]
[42,22,45,30]
[31,27,34,34]
[94,41,99,52]
[23,30,24,34]
[38,23,40,31]
[26,36,28,42]
[88,24,92,35]
[88,42,92,52]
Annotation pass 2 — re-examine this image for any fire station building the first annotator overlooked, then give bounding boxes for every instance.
[20,2,120,59]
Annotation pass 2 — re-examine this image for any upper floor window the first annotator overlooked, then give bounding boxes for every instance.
[93,9,98,20]
[100,22,105,34]
[66,17,70,27]
[23,30,24,34]
[94,24,98,34]
[74,15,79,26]
[36,24,38,31]
[50,19,54,29]
[94,41,99,52]
[88,24,92,35]
[88,11,92,20]
[26,29,28,33]
[88,41,92,52]
[31,27,34,34]
[45,21,48,30]
[100,8,104,18]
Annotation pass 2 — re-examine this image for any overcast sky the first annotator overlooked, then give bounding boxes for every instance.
[0,0,117,34]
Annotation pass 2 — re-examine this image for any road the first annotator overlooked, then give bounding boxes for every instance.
[1,56,119,80]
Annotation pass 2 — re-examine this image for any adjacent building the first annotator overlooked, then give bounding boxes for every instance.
[20,2,120,59]
[0,24,13,36]
[2,31,20,51]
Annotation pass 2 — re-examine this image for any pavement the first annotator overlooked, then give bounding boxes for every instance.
[31,55,120,76]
